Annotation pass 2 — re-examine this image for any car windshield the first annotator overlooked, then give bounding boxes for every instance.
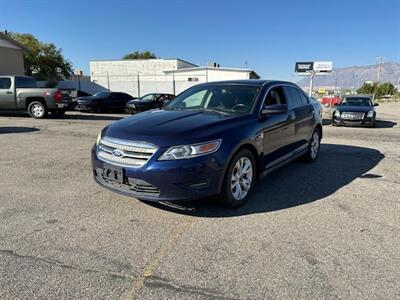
[341,97,372,106]
[140,94,156,101]
[93,92,111,98]
[166,84,260,115]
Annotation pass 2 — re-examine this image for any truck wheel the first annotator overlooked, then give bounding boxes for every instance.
[303,128,321,163]
[28,101,48,119]
[220,149,256,208]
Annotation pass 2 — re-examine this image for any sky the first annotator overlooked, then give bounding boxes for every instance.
[1,0,399,80]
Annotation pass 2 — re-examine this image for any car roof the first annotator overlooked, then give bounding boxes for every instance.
[344,95,372,99]
[196,79,297,87]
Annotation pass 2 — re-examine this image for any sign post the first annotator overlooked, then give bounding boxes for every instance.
[295,61,333,96]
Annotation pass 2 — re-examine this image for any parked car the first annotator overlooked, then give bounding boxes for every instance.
[0,75,73,118]
[92,80,322,207]
[125,93,175,114]
[332,95,378,127]
[76,92,135,113]
[320,95,341,107]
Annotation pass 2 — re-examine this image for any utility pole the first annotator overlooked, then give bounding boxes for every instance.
[376,56,384,83]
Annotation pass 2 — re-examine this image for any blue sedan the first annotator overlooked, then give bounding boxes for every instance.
[92,80,322,207]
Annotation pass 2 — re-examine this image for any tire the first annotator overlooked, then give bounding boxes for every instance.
[28,101,48,119]
[303,128,321,163]
[220,149,256,208]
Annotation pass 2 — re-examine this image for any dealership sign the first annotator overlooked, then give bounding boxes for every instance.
[313,61,333,73]
[295,62,314,73]
[295,61,333,74]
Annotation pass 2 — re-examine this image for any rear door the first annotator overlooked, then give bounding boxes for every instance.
[0,77,16,109]
[283,86,315,150]
[261,85,296,169]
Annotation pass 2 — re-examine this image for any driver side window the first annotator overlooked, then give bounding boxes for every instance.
[264,86,286,107]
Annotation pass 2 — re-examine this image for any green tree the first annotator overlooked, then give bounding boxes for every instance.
[122,51,156,59]
[8,32,73,81]
[357,82,399,99]
[357,82,377,95]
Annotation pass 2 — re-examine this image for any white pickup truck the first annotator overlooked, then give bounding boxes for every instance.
[0,75,74,118]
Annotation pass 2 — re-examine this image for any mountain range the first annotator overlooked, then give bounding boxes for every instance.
[296,62,400,90]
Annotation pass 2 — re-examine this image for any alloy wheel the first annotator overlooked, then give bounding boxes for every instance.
[231,157,253,201]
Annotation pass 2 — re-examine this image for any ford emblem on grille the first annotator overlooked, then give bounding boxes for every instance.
[112,149,124,157]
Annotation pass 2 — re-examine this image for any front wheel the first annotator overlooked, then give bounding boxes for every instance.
[220,149,256,208]
[303,129,321,163]
[28,101,48,119]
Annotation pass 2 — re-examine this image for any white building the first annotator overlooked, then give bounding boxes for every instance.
[89,58,260,96]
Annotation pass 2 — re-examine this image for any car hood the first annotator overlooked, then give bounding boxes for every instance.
[104,109,248,147]
[127,99,154,105]
[335,105,373,112]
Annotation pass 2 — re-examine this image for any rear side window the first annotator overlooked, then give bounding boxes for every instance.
[15,76,37,88]
[283,86,303,108]
[0,78,11,89]
[299,92,309,105]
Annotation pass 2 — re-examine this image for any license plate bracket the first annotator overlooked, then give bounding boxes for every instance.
[102,164,124,183]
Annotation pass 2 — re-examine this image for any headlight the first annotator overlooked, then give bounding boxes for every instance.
[96,132,102,146]
[129,104,136,108]
[159,139,221,160]
[367,110,374,118]
[334,110,341,117]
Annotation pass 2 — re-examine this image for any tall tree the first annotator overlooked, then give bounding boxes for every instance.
[8,32,73,80]
[123,51,156,59]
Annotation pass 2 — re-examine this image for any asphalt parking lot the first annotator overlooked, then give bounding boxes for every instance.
[0,104,399,299]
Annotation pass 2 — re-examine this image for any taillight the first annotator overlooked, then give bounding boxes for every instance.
[54,90,62,102]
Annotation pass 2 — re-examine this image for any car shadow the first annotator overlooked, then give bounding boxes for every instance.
[0,127,40,134]
[144,144,384,217]
[375,120,397,128]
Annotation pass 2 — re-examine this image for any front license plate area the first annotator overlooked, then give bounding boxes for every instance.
[102,164,124,183]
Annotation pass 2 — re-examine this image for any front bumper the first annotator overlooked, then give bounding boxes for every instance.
[91,145,225,201]
[76,103,93,111]
[332,116,375,127]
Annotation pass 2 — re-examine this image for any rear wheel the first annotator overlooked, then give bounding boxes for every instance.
[303,129,321,163]
[28,101,48,119]
[220,149,256,208]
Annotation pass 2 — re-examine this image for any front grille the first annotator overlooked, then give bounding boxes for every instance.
[96,169,160,197]
[97,137,158,168]
[341,112,365,120]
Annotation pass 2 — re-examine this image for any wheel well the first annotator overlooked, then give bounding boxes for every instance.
[233,143,260,174]
[25,97,46,109]
[315,123,322,139]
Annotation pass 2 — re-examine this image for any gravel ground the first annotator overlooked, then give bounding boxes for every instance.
[0,104,399,299]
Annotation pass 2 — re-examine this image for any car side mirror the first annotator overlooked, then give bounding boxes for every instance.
[261,104,288,116]
[374,103,379,106]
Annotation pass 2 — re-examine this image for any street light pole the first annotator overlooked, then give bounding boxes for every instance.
[309,71,315,97]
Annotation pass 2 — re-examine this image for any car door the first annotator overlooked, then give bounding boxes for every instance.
[261,85,296,169]
[283,86,315,150]
[0,77,16,109]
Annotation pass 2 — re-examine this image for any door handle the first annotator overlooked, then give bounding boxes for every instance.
[6,91,12,94]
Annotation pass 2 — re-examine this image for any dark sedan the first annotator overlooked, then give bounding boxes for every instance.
[125,93,175,114]
[332,95,378,127]
[76,92,135,113]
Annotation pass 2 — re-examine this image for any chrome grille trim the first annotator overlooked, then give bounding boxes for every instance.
[341,112,365,120]
[97,137,158,168]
